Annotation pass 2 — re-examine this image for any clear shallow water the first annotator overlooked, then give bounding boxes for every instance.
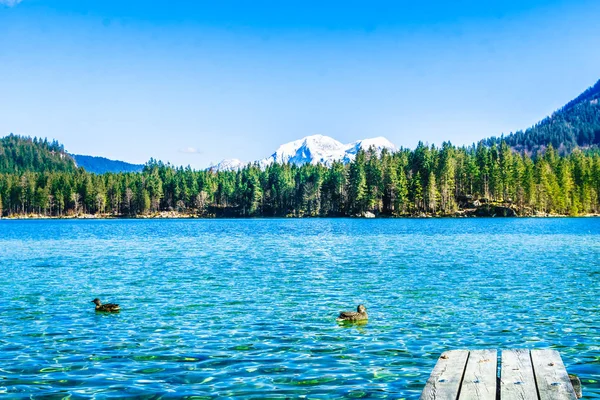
[0,218,599,399]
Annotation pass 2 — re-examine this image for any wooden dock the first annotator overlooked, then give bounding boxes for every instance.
[420,349,582,400]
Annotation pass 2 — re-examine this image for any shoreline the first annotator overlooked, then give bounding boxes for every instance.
[1,212,599,220]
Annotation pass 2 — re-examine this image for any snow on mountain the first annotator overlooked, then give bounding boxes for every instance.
[207,158,247,171]
[259,134,348,168]
[342,136,397,163]
[208,135,397,171]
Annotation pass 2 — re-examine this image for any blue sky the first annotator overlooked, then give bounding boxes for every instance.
[1,0,599,168]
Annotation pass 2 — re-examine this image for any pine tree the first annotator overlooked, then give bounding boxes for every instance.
[395,163,409,215]
[381,150,398,215]
[364,146,382,212]
[348,150,367,215]
[438,142,456,213]
[425,172,439,213]
[410,172,424,212]
[557,159,574,214]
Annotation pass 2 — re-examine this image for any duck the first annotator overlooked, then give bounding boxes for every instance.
[337,304,368,322]
[91,298,120,312]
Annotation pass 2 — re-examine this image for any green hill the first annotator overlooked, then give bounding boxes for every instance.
[0,134,77,174]
[485,79,600,154]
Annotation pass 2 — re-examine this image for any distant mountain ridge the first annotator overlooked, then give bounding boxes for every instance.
[209,134,397,171]
[72,154,144,174]
[485,79,600,154]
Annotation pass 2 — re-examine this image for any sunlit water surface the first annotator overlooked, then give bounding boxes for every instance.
[0,219,599,399]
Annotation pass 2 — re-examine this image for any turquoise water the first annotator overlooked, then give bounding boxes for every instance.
[0,219,599,399]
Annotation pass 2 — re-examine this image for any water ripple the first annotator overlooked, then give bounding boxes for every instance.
[0,218,598,398]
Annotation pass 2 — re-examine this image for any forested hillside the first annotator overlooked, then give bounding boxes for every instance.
[486,80,600,154]
[0,134,76,174]
[1,143,599,217]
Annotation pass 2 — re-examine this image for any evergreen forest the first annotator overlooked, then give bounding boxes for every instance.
[1,135,599,217]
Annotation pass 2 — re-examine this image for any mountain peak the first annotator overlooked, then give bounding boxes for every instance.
[209,135,397,171]
[263,135,346,167]
[207,158,247,172]
[348,136,397,150]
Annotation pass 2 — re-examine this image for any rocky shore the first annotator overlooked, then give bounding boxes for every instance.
[2,206,598,220]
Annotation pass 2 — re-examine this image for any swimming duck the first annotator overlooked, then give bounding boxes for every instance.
[91,298,120,312]
[337,304,368,322]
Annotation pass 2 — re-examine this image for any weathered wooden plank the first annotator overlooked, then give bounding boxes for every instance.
[420,350,469,400]
[531,349,578,400]
[460,349,497,400]
[568,374,583,399]
[501,349,539,400]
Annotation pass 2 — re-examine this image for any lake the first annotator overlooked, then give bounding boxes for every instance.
[0,218,599,398]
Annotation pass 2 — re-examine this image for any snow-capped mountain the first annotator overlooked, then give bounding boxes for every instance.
[259,135,348,168]
[209,135,396,171]
[341,137,398,164]
[207,158,247,172]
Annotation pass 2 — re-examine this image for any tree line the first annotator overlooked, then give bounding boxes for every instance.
[1,140,600,217]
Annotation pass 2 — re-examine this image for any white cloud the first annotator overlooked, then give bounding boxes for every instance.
[179,147,202,154]
[0,0,23,7]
